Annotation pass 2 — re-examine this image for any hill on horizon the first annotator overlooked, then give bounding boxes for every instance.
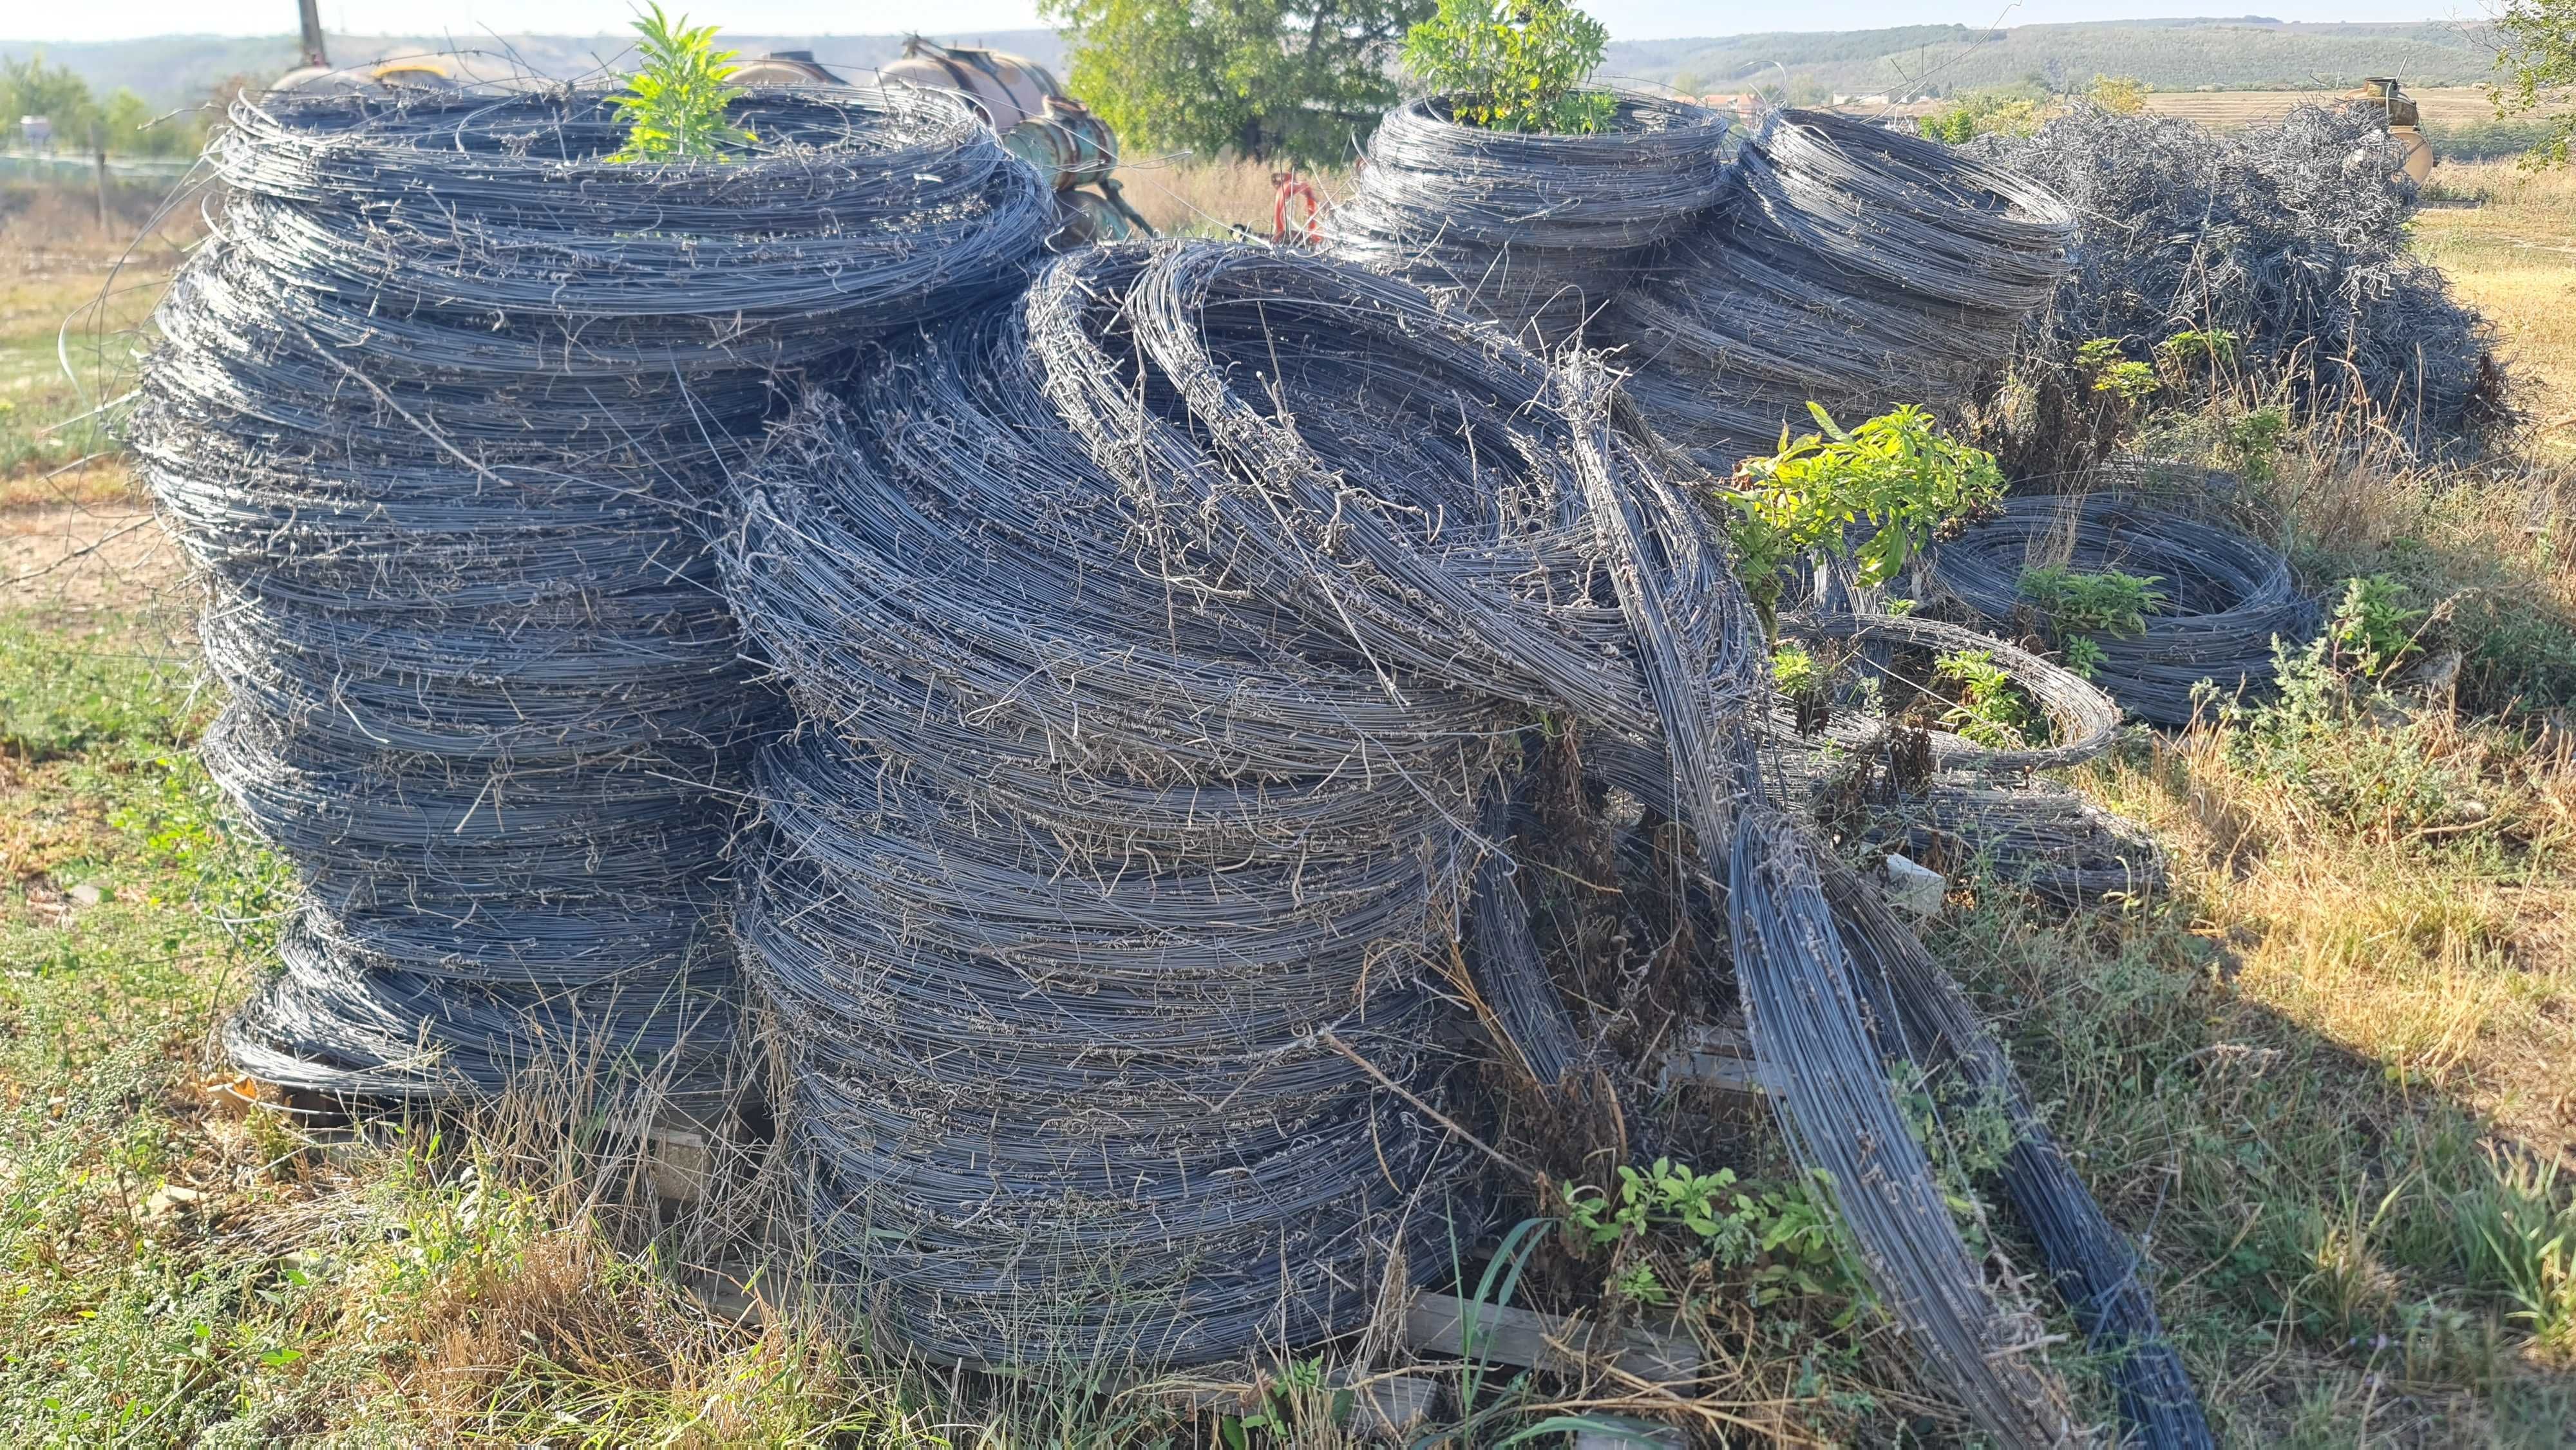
[1,17,2499,112]
[1604,19,2497,99]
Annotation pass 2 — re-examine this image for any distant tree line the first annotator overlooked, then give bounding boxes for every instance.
[2,52,234,158]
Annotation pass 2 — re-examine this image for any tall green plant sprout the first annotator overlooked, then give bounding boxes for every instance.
[608,4,754,162]
[1401,0,1615,133]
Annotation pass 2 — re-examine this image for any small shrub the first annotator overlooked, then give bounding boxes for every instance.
[607,4,753,163]
[1723,403,2006,638]
[1771,643,1823,694]
[2018,565,2165,637]
[1918,89,2044,144]
[2327,575,2428,681]
[1935,649,2041,747]
[2078,342,2159,404]
[2087,74,2152,115]
[1401,0,1615,135]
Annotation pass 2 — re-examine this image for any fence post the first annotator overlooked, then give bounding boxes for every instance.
[91,120,109,230]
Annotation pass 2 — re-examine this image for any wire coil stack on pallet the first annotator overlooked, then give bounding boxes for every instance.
[134,85,1052,1102]
[724,238,2203,1445]
[1323,94,1732,347]
[1606,108,2075,470]
[1927,493,2320,724]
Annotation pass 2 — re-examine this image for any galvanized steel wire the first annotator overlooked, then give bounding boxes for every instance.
[722,238,2196,1444]
[1604,107,2074,470]
[1926,493,2320,725]
[137,82,1052,1101]
[1324,93,1732,346]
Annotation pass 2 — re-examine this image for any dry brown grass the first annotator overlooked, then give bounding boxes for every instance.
[1116,157,1354,240]
[2418,162,2576,462]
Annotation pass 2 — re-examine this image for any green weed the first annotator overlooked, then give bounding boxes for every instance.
[2019,563,2166,637]
[1935,648,2041,747]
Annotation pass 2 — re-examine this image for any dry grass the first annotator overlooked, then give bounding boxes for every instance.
[1117,157,1354,240]
[2138,87,2550,129]
[2418,161,2576,462]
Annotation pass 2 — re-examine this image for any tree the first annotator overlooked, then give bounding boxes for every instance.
[2493,0,2575,167]
[1042,0,1430,168]
[1,53,99,151]
[1399,0,1611,134]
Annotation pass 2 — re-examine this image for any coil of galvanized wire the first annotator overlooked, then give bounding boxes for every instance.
[1605,108,2074,471]
[725,238,2199,1444]
[1324,93,1732,346]
[1926,493,2320,724]
[137,82,1052,1103]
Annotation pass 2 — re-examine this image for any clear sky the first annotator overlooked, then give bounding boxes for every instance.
[1,2,2484,46]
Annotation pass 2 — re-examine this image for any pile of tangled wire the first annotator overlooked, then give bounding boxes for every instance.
[1752,610,2170,905]
[134,83,1052,1102]
[1323,93,1732,346]
[726,238,2206,1445]
[1975,102,2501,472]
[1605,108,2076,471]
[1926,493,2320,724]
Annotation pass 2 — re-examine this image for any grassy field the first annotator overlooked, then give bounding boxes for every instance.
[5,160,2576,1446]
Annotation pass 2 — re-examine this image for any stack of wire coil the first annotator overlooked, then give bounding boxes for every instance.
[1323,93,1732,348]
[1605,108,2075,471]
[723,238,2205,1447]
[133,83,1052,1102]
[1925,492,2320,725]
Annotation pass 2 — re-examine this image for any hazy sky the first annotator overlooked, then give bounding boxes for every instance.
[3,2,2485,45]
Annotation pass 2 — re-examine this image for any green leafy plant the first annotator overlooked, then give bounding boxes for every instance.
[2157,326,2239,373]
[2328,575,2429,680]
[607,4,753,162]
[2063,634,2108,681]
[1770,643,1822,694]
[1220,1355,1350,1444]
[2076,337,2159,402]
[2018,565,2165,637]
[1723,403,2007,640]
[2219,404,2293,486]
[1558,1159,1873,1323]
[1401,0,1615,134]
[1935,650,2040,747]
[1917,88,2043,144]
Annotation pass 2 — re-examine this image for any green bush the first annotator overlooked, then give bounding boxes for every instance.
[1723,403,2006,638]
[2018,565,2165,637]
[607,5,753,162]
[1401,0,1614,134]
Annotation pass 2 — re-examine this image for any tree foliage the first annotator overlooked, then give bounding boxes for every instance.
[1043,0,1429,167]
[1,53,99,148]
[1400,0,1612,133]
[607,4,752,163]
[2492,0,2576,167]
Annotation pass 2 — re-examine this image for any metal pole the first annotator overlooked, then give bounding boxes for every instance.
[91,120,108,231]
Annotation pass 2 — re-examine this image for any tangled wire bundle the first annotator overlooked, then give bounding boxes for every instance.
[135,84,1052,1100]
[1606,108,2074,470]
[1975,103,2499,464]
[1323,94,1732,346]
[1746,610,2165,903]
[726,238,2202,1443]
[1927,493,2320,724]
